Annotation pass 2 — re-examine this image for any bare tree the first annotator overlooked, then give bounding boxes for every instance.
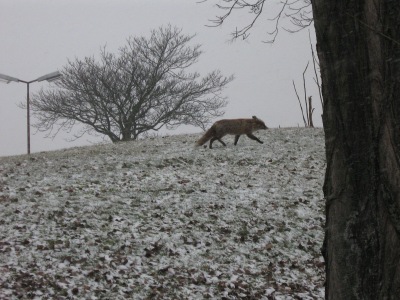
[31,25,233,143]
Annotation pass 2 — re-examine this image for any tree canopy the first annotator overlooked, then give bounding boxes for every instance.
[31,25,233,142]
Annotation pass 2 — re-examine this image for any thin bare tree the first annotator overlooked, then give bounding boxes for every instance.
[31,25,233,143]
[292,61,316,127]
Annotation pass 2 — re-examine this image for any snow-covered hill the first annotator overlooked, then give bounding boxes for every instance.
[0,128,325,299]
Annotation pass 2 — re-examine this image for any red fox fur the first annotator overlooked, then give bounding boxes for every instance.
[196,116,268,149]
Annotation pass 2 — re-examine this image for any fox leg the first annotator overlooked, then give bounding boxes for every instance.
[217,139,227,146]
[246,134,263,144]
[209,137,219,149]
[234,135,240,145]
[209,138,216,149]
[209,137,226,149]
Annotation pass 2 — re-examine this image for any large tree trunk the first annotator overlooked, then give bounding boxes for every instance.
[312,0,400,298]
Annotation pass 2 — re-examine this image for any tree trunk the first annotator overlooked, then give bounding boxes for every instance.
[312,0,400,299]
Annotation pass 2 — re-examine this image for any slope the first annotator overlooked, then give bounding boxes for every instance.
[0,128,325,299]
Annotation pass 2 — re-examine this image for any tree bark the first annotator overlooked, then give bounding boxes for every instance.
[312,0,400,298]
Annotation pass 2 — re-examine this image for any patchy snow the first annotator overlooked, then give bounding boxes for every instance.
[0,128,325,299]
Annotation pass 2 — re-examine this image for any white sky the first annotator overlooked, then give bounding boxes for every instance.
[0,0,320,157]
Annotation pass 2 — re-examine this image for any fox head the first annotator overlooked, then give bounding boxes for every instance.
[252,116,268,130]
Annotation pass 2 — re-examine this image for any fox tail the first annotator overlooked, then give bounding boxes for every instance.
[195,126,216,147]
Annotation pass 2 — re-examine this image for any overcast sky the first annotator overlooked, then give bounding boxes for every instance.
[0,0,320,157]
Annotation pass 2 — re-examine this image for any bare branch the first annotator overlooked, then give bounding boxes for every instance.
[264,0,289,44]
[292,80,307,127]
[201,0,313,43]
[302,61,309,124]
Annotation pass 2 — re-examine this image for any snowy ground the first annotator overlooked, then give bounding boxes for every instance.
[0,128,325,299]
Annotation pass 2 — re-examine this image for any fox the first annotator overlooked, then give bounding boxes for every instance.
[196,116,268,149]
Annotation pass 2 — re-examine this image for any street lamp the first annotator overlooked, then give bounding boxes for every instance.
[0,71,61,154]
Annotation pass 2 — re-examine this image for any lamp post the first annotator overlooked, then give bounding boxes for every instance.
[0,71,61,154]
